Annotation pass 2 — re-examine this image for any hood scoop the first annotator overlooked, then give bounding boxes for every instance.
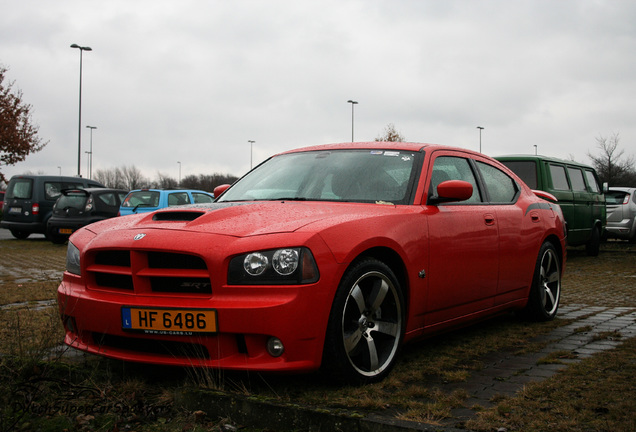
[152,211,205,222]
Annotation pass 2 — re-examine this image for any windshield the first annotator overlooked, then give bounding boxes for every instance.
[606,191,629,205]
[55,193,88,210]
[217,149,419,204]
[121,191,160,208]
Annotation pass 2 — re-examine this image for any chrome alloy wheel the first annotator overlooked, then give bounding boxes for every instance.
[538,246,561,316]
[341,270,403,377]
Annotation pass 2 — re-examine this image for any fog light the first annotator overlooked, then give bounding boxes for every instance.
[266,337,284,357]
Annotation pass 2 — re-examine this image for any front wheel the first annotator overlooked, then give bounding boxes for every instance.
[322,258,405,384]
[522,242,561,321]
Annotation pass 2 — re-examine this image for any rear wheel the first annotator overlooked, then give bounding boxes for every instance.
[10,230,30,240]
[322,258,405,384]
[585,226,600,256]
[522,242,561,321]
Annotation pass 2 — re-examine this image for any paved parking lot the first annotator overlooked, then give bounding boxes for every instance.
[0,234,634,431]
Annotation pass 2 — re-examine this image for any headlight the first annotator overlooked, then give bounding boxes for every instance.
[66,242,81,275]
[228,247,319,285]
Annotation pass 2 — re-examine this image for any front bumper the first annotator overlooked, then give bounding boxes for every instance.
[58,276,332,371]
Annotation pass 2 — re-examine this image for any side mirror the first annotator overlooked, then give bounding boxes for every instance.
[432,180,473,203]
[213,184,231,198]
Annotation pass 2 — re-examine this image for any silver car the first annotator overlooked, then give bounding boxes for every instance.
[605,187,636,242]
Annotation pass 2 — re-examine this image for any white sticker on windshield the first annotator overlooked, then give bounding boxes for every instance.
[384,151,400,157]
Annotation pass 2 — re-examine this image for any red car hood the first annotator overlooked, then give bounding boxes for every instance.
[95,201,399,238]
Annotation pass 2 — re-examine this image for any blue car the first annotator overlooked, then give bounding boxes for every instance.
[119,189,215,216]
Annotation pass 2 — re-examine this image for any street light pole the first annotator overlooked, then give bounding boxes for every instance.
[347,100,358,142]
[86,126,96,179]
[177,161,181,186]
[71,43,92,177]
[476,126,484,153]
[248,140,255,169]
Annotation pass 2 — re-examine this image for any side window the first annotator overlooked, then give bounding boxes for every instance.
[44,182,63,200]
[500,161,538,189]
[567,167,587,191]
[548,164,570,190]
[584,170,600,193]
[168,192,191,206]
[477,162,519,203]
[192,192,214,204]
[429,156,481,203]
[98,193,118,207]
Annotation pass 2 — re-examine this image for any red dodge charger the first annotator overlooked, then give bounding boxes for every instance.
[58,142,566,383]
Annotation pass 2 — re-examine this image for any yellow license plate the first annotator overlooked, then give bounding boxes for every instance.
[59,228,74,234]
[121,307,217,334]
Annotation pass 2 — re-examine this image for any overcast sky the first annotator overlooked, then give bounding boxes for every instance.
[2,0,635,185]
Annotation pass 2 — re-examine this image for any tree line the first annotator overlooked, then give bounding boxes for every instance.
[92,166,238,192]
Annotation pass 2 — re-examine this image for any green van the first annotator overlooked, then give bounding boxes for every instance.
[495,155,606,256]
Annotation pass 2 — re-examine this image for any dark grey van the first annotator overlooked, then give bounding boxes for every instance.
[495,155,606,256]
[1,175,105,239]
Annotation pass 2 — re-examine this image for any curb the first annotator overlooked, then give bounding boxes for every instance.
[178,389,466,432]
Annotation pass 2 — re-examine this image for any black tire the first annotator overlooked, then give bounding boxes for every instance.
[522,242,561,321]
[10,230,30,240]
[322,258,405,384]
[585,226,600,257]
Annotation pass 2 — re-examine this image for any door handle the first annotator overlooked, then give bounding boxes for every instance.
[484,213,495,226]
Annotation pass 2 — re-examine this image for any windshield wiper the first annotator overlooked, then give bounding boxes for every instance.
[270,197,307,201]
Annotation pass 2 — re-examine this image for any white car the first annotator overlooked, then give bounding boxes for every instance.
[605,187,636,242]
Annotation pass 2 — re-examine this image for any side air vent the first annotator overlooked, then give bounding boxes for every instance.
[152,211,204,221]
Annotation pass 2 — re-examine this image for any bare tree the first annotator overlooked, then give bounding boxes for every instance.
[375,123,405,142]
[0,65,48,182]
[94,167,125,188]
[587,133,636,186]
[154,171,178,189]
[119,165,149,190]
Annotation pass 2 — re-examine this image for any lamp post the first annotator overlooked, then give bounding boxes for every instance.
[476,126,484,153]
[58,166,61,176]
[248,140,255,169]
[534,144,538,155]
[86,126,96,179]
[177,161,181,186]
[347,100,358,142]
[71,44,92,177]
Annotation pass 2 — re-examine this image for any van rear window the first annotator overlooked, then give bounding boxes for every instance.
[6,178,33,199]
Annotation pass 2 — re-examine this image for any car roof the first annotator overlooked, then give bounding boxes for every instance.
[277,141,476,156]
[495,154,596,169]
[126,189,212,194]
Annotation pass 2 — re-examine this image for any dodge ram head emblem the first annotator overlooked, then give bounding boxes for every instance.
[133,233,146,241]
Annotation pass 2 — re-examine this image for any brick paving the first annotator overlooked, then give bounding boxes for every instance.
[444,304,636,425]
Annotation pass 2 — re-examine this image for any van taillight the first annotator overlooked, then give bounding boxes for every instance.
[32,203,40,215]
[623,194,630,205]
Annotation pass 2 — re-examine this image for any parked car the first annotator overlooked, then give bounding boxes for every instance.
[1,175,105,239]
[58,142,566,383]
[604,187,636,242]
[0,191,5,217]
[495,155,606,256]
[47,188,129,244]
[119,189,215,215]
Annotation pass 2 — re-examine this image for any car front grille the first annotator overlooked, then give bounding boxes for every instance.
[87,250,212,295]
